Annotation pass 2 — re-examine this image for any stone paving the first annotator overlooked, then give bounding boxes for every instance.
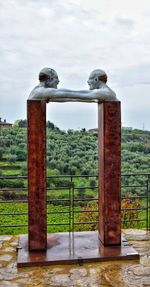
[0,230,150,287]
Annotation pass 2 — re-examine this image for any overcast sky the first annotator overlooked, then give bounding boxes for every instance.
[1,0,150,130]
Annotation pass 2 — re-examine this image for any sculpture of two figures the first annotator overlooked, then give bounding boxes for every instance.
[29,68,118,102]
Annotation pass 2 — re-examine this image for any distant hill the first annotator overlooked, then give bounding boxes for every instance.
[0,120,150,177]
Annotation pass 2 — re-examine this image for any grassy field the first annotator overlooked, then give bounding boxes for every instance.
[0,198,148,235]
[0,202,81,235]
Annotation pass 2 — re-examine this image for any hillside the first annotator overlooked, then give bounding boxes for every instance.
[0,121,150,176]
[0,121,150,193]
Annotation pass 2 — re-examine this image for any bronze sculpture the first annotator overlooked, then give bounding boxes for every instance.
[29,68,118,102]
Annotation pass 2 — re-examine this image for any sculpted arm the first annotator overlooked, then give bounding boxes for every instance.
[29,86,117,102]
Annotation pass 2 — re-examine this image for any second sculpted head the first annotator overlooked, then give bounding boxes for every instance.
[39,67,60,88]
[87,69,108,90]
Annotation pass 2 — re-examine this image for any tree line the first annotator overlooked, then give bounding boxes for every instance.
[0,120,150,195]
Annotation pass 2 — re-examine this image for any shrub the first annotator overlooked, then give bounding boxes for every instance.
[7,155,17,163]
[121,193,141,228]
[75,194,141,231]
[89,179,97,189]
[21,165,27,176]
[76,185,86,199]
[2,189,16,200]
[0,147,4,159]
[75,200,98,231]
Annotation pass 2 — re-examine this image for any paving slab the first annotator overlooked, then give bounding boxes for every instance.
[0,230,149,287]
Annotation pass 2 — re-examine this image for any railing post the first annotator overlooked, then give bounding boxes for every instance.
[27,100,47,251]
[98,102,121,246]
[148,175,150,230]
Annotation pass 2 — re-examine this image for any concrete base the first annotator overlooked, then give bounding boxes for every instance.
[17,231,139,267]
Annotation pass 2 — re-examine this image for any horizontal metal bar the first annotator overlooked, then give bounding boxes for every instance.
[47,199,70,203]
[0,199,71,203]
[0,212,70,216]
[0,212,28,216]
[47,187,70,190]
[0,188,27,191]
[73,186,98,190]
[47,211,69,215]
[0,224,28,228]
[121,196,148,199]
[0,196,147,202]
[0,173,150,180]
[47,175,98,179]
[0,176,27,179]
[73,210,98,213]
[0,195,147,201]
[0,200,28,203]
[0,186,147,191]
[47,223,69,226]
[121,185,147,188]
[73,198,98,202]
[121,173,150,176]
[0,219,146,228]
[121,219,146,222]
[74,221,98,225]
[121,207,148,211]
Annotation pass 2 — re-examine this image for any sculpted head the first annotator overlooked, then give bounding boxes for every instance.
[39,67,59,88]
[87,69,107,90]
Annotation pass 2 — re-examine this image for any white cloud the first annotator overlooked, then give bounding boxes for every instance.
[0,0,150,130]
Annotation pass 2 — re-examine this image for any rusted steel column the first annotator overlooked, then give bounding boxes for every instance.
[27,100,47,251]
[98,102,121,246]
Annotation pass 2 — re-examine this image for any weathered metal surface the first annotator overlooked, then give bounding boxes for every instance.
[17,232,139,267]
[27,100,47,251]
[98,102,121,246]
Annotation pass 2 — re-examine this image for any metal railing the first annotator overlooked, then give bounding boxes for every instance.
[0,173,149,234]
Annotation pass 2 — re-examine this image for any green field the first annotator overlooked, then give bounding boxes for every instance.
[0,202,81,235]
[0,197,148,234]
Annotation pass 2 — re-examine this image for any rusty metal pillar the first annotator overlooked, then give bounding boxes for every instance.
[98,101,121,246]
[27,100,47,251]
